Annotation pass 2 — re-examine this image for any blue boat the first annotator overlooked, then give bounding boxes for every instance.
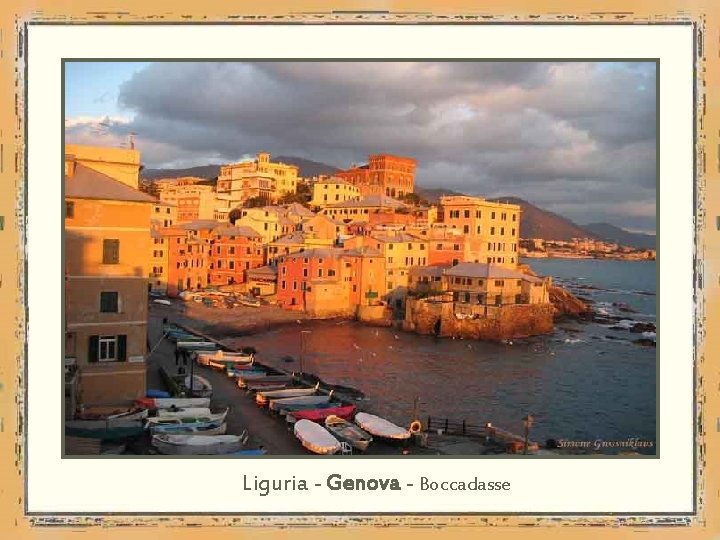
[147,389,171,398]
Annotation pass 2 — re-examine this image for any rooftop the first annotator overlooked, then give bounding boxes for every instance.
[326,194,406,209]
[445,263,542,282]
[213,225,262,239]
[65,164,157,204]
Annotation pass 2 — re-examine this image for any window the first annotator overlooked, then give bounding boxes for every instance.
[511,228,516,236]
[281,280,286,290]
[512,214,517,222]
[464,210,470,218]
[66,201,74,218]
[102,239,120,264]
[388,244,394,250]
[387,282,393,290]
[100,292,119,313]
[328,269,336,277]
[490,227,495,235]
[420,244,425,250]
[453,244,460,251]
[155,207,160,213]
[229,247,235,255]
[218,261,223,269]
[293,281,298,290]
[303,268,308,277]
[495,280,505,287]
[229,261,235,270]
[491,212,496,219]
[501,228,505,235]
[436,244,442,250]
[88,334,127,362]
[318,268,324,277]
[408,243,412,250]
[282,266,287,275]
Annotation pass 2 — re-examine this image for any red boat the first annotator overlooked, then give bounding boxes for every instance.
[291,404,356,423]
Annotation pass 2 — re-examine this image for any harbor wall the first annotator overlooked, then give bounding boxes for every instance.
[356,304,394,327]
[403,298,554,341]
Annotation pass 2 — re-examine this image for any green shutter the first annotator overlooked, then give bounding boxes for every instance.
[88,335,99,363]
[117,335,127,361]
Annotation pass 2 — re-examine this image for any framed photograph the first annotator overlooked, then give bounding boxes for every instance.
[1,0,717,538]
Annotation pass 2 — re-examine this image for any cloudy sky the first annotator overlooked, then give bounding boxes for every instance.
[65,61,656,232]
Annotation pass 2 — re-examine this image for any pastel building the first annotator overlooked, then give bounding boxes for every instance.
[216,152,299,206]
[321,194,407,223]
[208,225,265,286]
[438,195,521,268]
[336,154,416,198]
[311,177,361,208]
[64,149,154,408]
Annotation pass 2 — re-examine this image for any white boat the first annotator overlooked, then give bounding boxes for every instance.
[76,406,148,422]
[293,419,341,455]
[325,415,373,452]
[197,350,254,367]
[185,374,213,397]
[153,299,172,306]
[145,408,229,426]
[150,421,227,436]
[268,394,332,412]
[152,434,243,455]
[153,407,212,420]
[255,384,319,406]
[354,412,411,440]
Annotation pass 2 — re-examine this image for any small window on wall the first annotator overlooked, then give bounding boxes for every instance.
[102,239,120,264]
[100,291,119,313]
[65,202,74,219]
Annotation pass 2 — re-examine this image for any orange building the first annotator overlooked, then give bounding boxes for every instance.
[336,154,416,198]
[64,153,155,408]
[208,225,265,286]
[164,220,217,296]
[276,248,343,311]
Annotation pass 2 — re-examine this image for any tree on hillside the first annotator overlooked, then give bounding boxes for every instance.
[399,192,429,207]
[243,196,267,208]
[277,182,312,207]
[228,207,243,225]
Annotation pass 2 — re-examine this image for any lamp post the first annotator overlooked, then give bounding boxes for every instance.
[299,330,311,377]
[522,414,534,455]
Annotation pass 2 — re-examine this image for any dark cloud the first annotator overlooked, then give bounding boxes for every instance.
[66,61,657,231]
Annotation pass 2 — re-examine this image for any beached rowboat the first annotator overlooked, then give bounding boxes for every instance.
[293,419,341,455]
[354,412,411,441]
[136,397,211,409]
[145,408,229,426]
[289,404,356,423]
[152,434,243,455]
[255,384,319,406]
[245,382,290,393]
[153,406,211,419]
[65,419,144,440]
[177,341,219,350]
[325,415,373,452]
[269,395,332,412]
[76,406,148,422]
[236,375,292,389]
[150,421,227,436]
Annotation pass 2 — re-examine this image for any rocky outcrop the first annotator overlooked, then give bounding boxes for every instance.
[549,286,590,320]
[404,299,554,341]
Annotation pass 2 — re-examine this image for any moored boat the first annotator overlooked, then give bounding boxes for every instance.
[325,414,373,452]
[354,412,411,441]
[276,401,340,416]
[65,419,144,440]
[152,434,243,455]
[269,394,332,412]
[245,382,290,393]
[150,421,227,436]
[293,419,341,455]
[177,341,219,351]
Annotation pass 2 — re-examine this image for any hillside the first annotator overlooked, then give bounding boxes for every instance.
[142,156,340,181]
[583,222,656,249]
[488,196,600,241]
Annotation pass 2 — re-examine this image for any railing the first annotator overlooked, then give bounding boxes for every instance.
[424,415,538,450]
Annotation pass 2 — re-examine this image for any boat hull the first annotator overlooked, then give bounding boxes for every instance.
[152,434,242,455]
[293,419,341,455]
[65,419,144,440]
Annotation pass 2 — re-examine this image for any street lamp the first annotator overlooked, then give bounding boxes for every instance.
[522,414,534,455]
[299,330,311,377]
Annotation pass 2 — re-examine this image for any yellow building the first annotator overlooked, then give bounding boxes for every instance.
[311,177,361,208]
[439,195,521,268]
[321,194,406,223]
[65,144,141,190]
[151,200,177,228]
[443,263,551,306]
[158,183,217,222]
[234,206,294,244]
[345,231,428,306]
[217,152,299,205]
[149,228,170,294]
[64,152,156,408]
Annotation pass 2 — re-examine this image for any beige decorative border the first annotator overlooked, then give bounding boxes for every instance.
[1,1,717,537]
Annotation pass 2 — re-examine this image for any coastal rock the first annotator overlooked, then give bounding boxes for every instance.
[634,338,656,347]
[549,286,591,320]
